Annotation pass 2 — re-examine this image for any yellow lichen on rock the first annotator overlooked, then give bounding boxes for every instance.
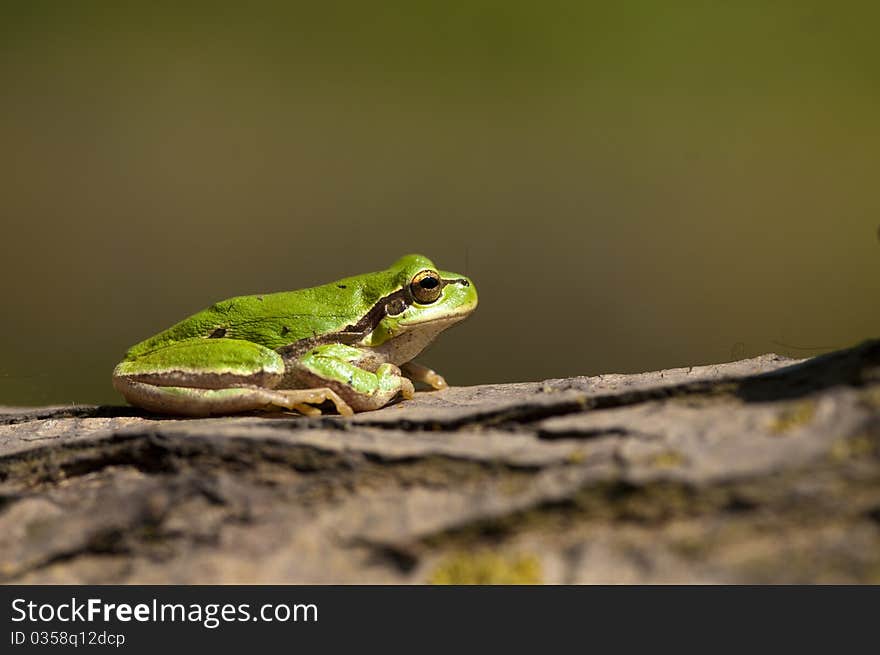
[829,434,876,461]
[429,551,542,585]
[768,400,816,435]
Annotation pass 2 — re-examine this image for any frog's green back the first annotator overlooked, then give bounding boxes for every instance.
[124,255,433,359]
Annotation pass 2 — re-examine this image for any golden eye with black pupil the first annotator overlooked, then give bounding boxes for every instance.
[410,269,443,303]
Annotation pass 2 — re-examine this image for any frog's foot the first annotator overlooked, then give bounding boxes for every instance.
[394,370,417,400]
[271,388,354,417]
[112,378,353,417]
[401,361,448,390]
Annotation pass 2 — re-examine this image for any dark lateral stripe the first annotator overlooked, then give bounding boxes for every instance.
[343,288,410,334]
[277,278,468,358]
[277,288,409,358]
[122,369,281,389]
[442,277,470,287]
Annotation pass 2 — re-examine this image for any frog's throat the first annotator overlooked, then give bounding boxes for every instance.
[366,315,466,365]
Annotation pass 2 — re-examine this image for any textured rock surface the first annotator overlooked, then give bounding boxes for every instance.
[1,340,879,583]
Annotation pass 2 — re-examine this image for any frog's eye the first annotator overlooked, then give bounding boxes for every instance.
[410,269,443,304]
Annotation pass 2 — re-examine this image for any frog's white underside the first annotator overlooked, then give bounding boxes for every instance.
[371,315,466,365]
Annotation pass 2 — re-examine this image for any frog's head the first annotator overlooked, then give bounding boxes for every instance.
[361,254,478,362]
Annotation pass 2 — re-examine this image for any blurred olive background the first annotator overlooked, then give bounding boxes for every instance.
[2,2,878,406]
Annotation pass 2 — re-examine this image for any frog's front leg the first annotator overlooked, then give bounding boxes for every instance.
[286,343,415,412]
[113,338,353,417]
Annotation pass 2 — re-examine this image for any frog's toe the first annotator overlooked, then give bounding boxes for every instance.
[401,362,448,390]
[275,388,355,417]
[290,403,323,417]
[400,377,416,400]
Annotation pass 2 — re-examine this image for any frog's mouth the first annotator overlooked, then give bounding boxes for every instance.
[397,307,475,329]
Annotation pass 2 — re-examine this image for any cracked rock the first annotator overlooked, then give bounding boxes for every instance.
[1,340,878,583]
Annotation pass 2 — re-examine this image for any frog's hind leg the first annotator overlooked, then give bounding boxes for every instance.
[112,378,354,417]
[113,338,354,417]
[270,388,354,417]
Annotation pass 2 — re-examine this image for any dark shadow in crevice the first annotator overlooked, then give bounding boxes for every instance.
[735,339,880,403]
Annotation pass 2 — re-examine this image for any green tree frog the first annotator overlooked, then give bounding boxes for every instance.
[112,254,477,417]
